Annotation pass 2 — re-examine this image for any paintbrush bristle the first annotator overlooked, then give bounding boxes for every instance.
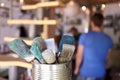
[9,38,35,62]
[32,37,47,51]
[30,37,46,63]
[59,44,75,63]
[42,49,56,64]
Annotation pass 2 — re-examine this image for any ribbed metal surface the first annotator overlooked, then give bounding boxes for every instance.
[32,62,72,80]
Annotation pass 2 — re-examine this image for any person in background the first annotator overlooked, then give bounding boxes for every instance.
[68,27,81,46]
[68,27,81,59]
[74,13,113,80]
[68,27,81,80]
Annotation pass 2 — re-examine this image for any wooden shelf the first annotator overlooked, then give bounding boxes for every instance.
[4,37,33,45]
[22,1,65,10]
[7,19,60,25]
[0,55,32,69]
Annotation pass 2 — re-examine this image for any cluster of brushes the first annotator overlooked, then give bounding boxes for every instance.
[9,35,75,64]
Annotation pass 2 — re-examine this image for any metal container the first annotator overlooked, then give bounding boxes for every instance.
[32,62,72,80]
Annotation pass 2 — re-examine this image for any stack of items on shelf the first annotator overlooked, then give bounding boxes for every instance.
[8,35,75,80]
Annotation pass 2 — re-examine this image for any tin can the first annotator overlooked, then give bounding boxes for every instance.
[32,62,72,80]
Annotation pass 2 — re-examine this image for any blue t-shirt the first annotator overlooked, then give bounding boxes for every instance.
[78,31,113,77]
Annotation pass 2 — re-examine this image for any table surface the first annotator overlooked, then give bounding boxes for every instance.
[0,55,32,69]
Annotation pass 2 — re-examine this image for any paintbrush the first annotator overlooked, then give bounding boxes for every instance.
[9,38,35,62]
[58,44,75,63]
[42,49,56,64]
[32,37,47,51]
[57,35,75,62]
[58,35,75,53]
[30,37,46,64]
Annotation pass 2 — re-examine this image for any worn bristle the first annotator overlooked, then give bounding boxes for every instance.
[42,49,56,64]
[30,37,46,63]
[9,38,35,62]
[59,44,75,63]
[33,37,47,51]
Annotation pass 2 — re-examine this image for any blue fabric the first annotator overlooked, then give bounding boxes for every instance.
[78,31,113,77]
[77,75,105,80]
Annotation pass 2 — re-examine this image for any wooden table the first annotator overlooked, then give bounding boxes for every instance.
[0,55,32,69]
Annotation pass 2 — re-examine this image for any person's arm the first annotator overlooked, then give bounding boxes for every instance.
[107,49,112,60]
[105,49,112,69]
[74,45,84,75]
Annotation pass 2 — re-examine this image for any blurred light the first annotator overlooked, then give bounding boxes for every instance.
[0,3,5,7]
[68,0,75,6]
[102,4,106,8]
[118,3,120,7]
[101,4,106,10]
[84,27,89,33]
[20,0,24,4]
[82,6,86,11]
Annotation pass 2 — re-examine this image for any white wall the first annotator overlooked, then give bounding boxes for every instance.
[103,3,120,16]
[62,8,90,34]
[103,3,120,45]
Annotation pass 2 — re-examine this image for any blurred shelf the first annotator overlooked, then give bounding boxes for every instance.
[0,77,7,80]
[4,37,33,45]
[0,55,32,69]
[22,1,65,10]
[7,19,60,25]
